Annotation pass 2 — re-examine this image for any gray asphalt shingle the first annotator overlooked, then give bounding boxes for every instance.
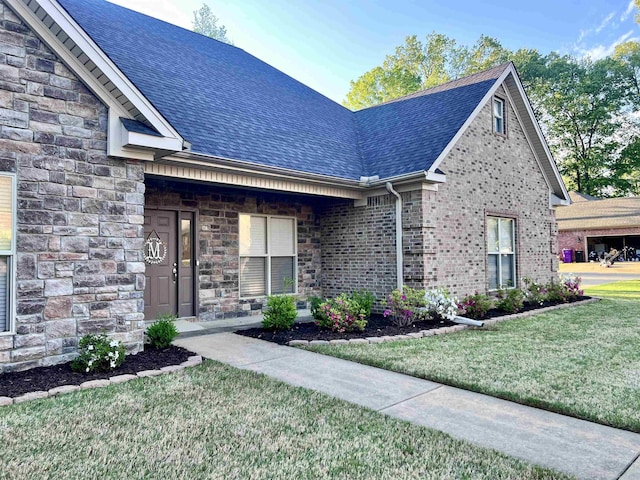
[57,0,505,182]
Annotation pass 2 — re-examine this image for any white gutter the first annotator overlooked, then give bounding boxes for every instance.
[385,182,404,291]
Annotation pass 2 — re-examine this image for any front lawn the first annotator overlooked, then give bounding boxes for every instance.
[307,300,640,432]
[584,280,640,300]
[0,361,569,479]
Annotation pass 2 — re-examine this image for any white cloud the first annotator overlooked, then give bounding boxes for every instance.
[106,0,192,30]
[621,0,636,22]
[595,11,616,33]
[581,30,637,59]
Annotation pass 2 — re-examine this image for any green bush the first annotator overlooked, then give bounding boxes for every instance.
[495,288,524,314]
[458,291,493,319]
[316,293,368,332]
[71,333,126,373]
[522,277,547,305]
[308,296,324,321]
[350,290,376,317]
[262,294,298,331]
[146,314,179,349]
[382,286,427,327]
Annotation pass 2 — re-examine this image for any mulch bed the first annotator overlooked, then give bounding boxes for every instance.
[237,296,592,344]
[0,345,192,398]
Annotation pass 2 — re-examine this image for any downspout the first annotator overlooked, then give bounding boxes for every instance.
[385,182,403,291]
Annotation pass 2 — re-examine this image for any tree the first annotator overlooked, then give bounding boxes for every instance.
[192,3,231,44]
[532,56,627,196]
[343,33,515,110]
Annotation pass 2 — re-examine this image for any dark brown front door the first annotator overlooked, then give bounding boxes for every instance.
[144,209,195,320]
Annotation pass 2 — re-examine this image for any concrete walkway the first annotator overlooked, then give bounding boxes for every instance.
[175,333,640,480]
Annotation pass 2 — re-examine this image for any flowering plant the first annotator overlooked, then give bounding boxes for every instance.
[522,277,547,305]
[457,291,492,319]
[317,293,367,332]
[559,273,583,300]
[71,333,126,373]
[382,286,427,327]
[424,288,459,321]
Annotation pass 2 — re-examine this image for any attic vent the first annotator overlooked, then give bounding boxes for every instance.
[367,195,394,207]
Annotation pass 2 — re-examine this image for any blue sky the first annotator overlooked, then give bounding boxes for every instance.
[109,0,639,103]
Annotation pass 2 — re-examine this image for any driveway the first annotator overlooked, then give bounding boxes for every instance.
[559,262,640,287]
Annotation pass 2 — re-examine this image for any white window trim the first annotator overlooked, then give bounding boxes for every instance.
[493,97,506,135]
[239,214,298,299]
[487,216,516,290]
[0,173,16,335]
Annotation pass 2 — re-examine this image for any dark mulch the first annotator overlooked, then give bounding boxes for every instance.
[480,296,592,319]
[237,315,456,344]
[0,345,192,398]
[237,296,592,344]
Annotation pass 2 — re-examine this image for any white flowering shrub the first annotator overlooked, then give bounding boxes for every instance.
[424,288,459,321]
[71,333,126,373]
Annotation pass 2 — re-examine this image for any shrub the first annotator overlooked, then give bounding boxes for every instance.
[350,290,376,317]
[495,287,524,314]
[146,314,179,349]
[262,294,298,331]
[424,288,459,321]
[382,286,427,327]
[308,296,324,321]
[545,274,583,303]
[458,291,493,319]
[71,333,126,373]
[317,293,368,332]
[522,277,547,306]
[560,273,583,301]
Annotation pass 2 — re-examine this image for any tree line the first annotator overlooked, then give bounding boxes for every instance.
[342,33,640,197]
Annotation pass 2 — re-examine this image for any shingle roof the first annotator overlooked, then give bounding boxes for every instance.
[568,191,600,203]
[557,196,640,230]
[57,0,505,181]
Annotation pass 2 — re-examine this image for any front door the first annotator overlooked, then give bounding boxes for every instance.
[144,209,195,320]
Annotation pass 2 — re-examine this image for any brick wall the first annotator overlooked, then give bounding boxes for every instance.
[423,88,558,294]
[0,2,145,372]
[558,227,640,257]
[321,86,558,301]
[320,194,397,303]
[145,179,323,320]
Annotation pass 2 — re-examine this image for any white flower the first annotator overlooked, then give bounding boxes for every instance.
[87,345,94,351]
[109,340,119,348]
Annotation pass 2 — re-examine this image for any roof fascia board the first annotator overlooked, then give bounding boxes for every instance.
[427,66,512,175]
[170,151,366,188]
[8,0,183,144]
[550,192,570,207]
[145,162,364,200]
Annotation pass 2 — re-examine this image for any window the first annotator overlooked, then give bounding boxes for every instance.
[487,217,515,289]
[493,97,505,134]
[0,174,15,333]
[239,214,296,297]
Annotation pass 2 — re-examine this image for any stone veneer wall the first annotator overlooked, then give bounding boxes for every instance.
[321,86,559,299]
[0,2,145,372]
[145,179,322,320]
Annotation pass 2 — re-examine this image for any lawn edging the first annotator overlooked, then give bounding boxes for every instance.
[290,297,600,347]
[0,355,203,407]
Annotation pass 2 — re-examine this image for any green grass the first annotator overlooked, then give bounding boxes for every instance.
[0,361,570,479]
[308,300,640,433]
[584,280,640,300]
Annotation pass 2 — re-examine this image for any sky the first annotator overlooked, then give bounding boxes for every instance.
[108,0,640,104]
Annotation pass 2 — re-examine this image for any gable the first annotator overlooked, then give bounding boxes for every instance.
[4,0,568,203]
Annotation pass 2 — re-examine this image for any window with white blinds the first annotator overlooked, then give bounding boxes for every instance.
[239,214,296,297]
[0,174,15,333]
